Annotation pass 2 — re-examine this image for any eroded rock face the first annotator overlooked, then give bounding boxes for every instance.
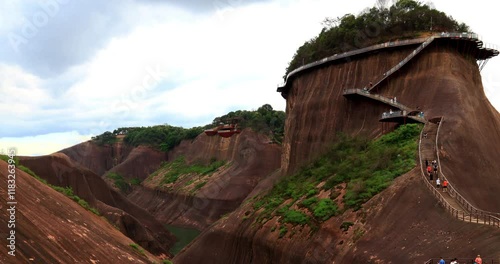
[127,129,282,229]
[174,169,500,263]
[282,40,500,210]
[60,141,166,181]
[174,41,500,262]
[18,154,175,257]
[0,160,160,264]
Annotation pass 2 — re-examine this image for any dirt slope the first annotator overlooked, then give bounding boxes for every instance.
[0,160,160,264]
[127,129,282,229]
[18,153,175,257]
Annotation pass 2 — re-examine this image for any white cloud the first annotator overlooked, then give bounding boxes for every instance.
[0,131,91,156]
[1,0,499,156]
[0,64,50,117]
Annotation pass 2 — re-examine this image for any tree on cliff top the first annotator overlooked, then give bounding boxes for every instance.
[92,104,285,150]
[284,0,470,77]
[207,104,285,143]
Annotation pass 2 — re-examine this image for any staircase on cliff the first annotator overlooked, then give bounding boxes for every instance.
[342,38,436,125]
[419,119,500,227]
[368,36,435,93]
[343,88,425,124]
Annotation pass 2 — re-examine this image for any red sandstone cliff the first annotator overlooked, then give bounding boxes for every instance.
[281,39,500,211]
[127,128,282,229]
[18,153,175,257]
[60,140,166,181]
[0,160,160,263]
[173,39,500,262]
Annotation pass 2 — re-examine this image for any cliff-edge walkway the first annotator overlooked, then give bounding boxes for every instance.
[418,118,500,227]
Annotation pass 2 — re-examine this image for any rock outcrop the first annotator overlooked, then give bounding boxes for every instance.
[60,140,166,181]
[127,129,282,229]
[18,153,175,257]
[0,160,160,264]
[174,38,500,262]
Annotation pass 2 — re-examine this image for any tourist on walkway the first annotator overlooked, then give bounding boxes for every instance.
[436,178,441,189]
[429,172,433,182]
[427,165,432,175]
[439,257,445,264]
[450,258,458,264]
[474,255,482,264]
[442,180,448,192]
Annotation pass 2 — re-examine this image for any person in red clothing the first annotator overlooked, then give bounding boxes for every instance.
[475,254,482,264]
[442,179,448,192]
[427,165,432,174]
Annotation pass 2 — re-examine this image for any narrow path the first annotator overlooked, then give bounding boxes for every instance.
[419,120,500,227]
[419,121,468,213]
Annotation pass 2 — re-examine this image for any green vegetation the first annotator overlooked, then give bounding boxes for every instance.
[129,243,146,256]
[165,225,201,256]
[106,172,130,192]
[8,159,101,216]
[285,0,470,76]
[92,125,203,151]
[123,125,203,151]
[92,104,285,152]
[162,260,173,264]
[159,157,226,185]
[91,131,117,145]
[253,124,421,230]
[282,209,309,225]
[279,225,288,238]
[313,199,339,221]
[193,181,207,191]
[130,178,142,186]
[340,221,354,232]
[207,104,285,144]
[49,185,100,216]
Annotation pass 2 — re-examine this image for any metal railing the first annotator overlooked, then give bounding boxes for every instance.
[419,123,464,217]
[343,88,412,111]
[278,32,499,92]
[368,36,435,92]
[418,118,500,227]
[434,118,500,221]
[424,258,499,264]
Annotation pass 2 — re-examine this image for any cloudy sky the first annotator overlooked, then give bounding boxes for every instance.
[1,0,499,156]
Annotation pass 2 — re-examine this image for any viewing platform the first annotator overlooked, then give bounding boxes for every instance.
[380,110,425,124]
[343,88,412,112]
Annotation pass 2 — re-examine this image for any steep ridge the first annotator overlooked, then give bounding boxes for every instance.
[60,140,166,181]
[175,37,500,262]
[18,153,175,257]
[0,160,160,264]
[127,129,281,229]
[281,38,500,210]
[174,168,500,263]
